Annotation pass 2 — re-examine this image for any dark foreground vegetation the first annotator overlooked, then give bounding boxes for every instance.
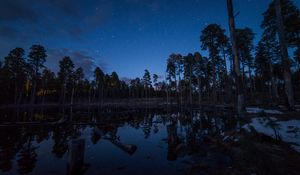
[0,0,300,113]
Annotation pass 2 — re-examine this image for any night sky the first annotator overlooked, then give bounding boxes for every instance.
[1,0,299,80]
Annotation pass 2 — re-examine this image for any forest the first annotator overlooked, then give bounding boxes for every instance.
[1,0,300,112]
[1,0,300,175]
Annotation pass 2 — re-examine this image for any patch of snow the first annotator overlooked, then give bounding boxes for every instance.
[246,107,283,114]
[246,107,263,114]
[294,104,300,111]
[223,135,230,141]
[243,118,300,152]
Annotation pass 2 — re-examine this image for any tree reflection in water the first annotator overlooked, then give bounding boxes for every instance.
[0,108,238,174]
[17,136,38,174]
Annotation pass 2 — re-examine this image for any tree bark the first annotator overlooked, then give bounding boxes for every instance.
[269,60,279,101]
[227,0,245,115]
[178,73,182,106]
[30,79,37,105]
[197,77,202,107]
[275,0,294,109]
[189,66,193,105]
[274,0,294,109]
[98,85,102,105]
[42,80,46,106]
[212,60,217,104]
[248,64,254,98]
[88,86,92,105]
[71,84,75,105]
[223,48,228,74]
[62,84,66,105]
[14,81,18,105]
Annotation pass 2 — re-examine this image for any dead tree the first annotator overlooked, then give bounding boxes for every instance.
[274,0,294,109]
[227,0,245,115]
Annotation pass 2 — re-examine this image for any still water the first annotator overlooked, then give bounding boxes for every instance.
[0,108,238,175]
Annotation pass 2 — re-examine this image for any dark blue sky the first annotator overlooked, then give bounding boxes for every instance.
[0,0,299,80]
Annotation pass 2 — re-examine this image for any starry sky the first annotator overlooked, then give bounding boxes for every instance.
[0,0,299,80]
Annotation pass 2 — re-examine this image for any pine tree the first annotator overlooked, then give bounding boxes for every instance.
[255,35,280,101]
[41,69,56,104]
[110,72,120,98]
[28,45,47,105]
[142,69,151,99]
[94,67,104,104]
[3,48,28,105]
[236,27,255,95]
[70,67,84,105]
[261,0,300,48]
[184,53,195,105]
[193,52,205,106]
[153,74,159,96]
[58,56,74,105]
[200,24,227,104]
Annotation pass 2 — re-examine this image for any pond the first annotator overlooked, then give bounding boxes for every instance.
[0,108,300,175]
[0,107,241,175]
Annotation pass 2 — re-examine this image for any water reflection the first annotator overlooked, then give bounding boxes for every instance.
[93,126,137,155]
[0,108,238,175]
[67,139,89,175]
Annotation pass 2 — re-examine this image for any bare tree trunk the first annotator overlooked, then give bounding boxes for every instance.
[60,82,65,105]
[197,77,202,106]
[42,81,46,106]
[189,67,193,105]
[88,86,92,105]
[166,89,168,104]
[175,74,178,105]
[98,85,101,106]
[227,0,245,115]
[16,91,21,105]
[92,87,96,103]
[178,74,182,106]
[42,92,45,106]
[269,61,279,101]
[275,0,294,109]
[71,84,75,105]
[166,87,169,105]
[248,64,253,97]
[242,60,245,85]
[30,79,37,105]
[212,61,217,105]
[14,81,18,105]
[17,86,23,106]
[101,86,104,106]
[62,84,66,106]
[230,57,233,75]
[223,48,228,74]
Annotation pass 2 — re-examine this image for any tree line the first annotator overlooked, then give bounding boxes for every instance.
[0,44,167,105]
[0,0,299,109]
[165,0,300,109]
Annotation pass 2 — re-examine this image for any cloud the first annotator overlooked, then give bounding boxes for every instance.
[0,26,19,38]
[44,0,81,17]
[0,0,112,76]
[46,48,105,78]
[0,0,111,41]
[0,0,37,22]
